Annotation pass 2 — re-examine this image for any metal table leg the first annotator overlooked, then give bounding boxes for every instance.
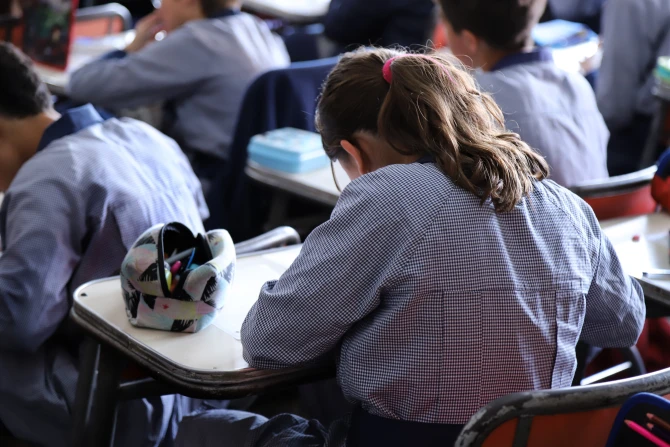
[86,343,125,447]
[72,337,100,447]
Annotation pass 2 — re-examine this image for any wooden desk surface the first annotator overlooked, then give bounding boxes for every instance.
[71,245,327,394]
[245,160,348,207]
[601,213,670,306]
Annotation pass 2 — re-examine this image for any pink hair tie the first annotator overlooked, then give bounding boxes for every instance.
[382,56,398,84]
[382,54,454,84]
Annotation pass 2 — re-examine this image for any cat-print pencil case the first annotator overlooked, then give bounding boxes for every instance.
[120,222,235,333]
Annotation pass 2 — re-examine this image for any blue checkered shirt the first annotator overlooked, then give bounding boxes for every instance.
[241,161,645,424]
[0,106,208,446]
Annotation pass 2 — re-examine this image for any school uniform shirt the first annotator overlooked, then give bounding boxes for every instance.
[323,0,436,50]
[67,11,290,161]
[475,49,610,187]
[0,105,208,447]
[241,161,645,425]
[597,0,670,130]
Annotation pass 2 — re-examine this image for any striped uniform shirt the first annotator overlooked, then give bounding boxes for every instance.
[0,105,207,446]
[241,160,645,424]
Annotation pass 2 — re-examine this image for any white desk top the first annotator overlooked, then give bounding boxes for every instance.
[73,245,302,375]
[243,0,330,22]
[35,32,134,96]
[601,213,670,302]
[246,160,348,207]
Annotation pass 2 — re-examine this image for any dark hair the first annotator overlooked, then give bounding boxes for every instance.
[199,0,240,17]
[0,43,51,118]
[439,0,547,51]
[316,48,549,213]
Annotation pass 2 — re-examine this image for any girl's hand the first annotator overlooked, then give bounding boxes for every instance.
[125,12,164,53]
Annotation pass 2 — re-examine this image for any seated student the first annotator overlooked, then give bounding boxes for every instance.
[0,43,208,447]
[597,0,670,175]
[439,0,609,188]
[323,0,436,52]
[67,0,290,192]
[174,48,645,447]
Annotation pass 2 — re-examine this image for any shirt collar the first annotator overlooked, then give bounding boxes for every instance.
[490,48,554,71]
[211,8,240,19]
[37,104,105,152]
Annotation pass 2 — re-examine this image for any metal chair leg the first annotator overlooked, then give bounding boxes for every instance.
[87,343,125,447]
[72,337,100,447]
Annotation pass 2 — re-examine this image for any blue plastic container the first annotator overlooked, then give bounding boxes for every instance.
[532,19,598,49]
[247,128,330,174]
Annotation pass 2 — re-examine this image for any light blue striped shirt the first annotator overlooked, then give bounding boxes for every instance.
[475,50,609,187]
[0,105,207,446]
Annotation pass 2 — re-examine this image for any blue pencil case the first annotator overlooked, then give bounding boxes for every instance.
[247,128,329,174]
[606,393,670,447]
[532,19,598,49]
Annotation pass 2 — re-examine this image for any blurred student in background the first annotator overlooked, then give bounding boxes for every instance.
[0,43,207,447]
[323,0,436,53]
[67,0,290,193]
[439,0,609,187]
[597,0,670,175]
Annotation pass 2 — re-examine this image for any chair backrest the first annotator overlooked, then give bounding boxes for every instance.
[570,166,658,220]
[0,14,20,43]
[73,3,132,38]
[205,57,339,234]
[456,367,670,447]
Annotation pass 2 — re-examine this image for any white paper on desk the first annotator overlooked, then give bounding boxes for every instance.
[214,264,282,340]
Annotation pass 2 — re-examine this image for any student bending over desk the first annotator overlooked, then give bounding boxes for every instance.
[439,0,609,188]
[175,48,646,447]
[0,43,208,447]
[67,0,290,193]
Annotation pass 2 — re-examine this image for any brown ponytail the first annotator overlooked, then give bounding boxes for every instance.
[316,48,549,213]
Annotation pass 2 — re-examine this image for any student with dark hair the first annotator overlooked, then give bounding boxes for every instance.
[323,0,436,51]
[0,42,207,447]
[439,0,609,187]
[174,48,644,447]
[67,0,289,192]
[597,0,670,175]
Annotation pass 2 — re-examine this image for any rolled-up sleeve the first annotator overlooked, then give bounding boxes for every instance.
[581,231,646,348]
[0,177,83,353]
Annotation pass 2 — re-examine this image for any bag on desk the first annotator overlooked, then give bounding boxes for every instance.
[120,222,236,333]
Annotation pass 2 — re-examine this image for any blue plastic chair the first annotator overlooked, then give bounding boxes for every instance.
[205,57,339,237]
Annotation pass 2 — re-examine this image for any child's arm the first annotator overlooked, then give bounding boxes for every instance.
[597,0,657,130]
[67,27,209,110]
[240,175,431,369]
[580,231,646,348]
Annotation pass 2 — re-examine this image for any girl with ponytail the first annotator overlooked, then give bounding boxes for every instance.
[176,48,644,447]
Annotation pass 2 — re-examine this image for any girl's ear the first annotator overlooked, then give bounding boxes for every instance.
[340,139,370,175]
[461,29,480,59]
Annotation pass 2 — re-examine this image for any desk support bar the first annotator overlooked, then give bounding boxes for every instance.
[88,343,125,447]
[72,337,100,447]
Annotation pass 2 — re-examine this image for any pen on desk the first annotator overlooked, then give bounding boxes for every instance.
[643,270,670,279]
[625,420,670,447]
